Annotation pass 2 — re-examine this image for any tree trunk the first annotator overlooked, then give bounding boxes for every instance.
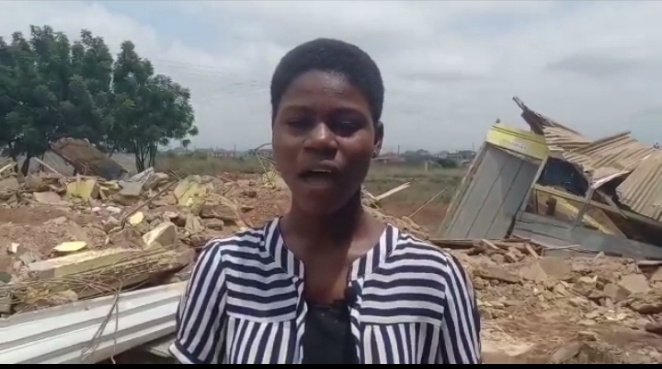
[147,144,157,169]
[20,155,32,176]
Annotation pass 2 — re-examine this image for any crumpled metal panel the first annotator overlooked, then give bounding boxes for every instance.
[542,126,592,152]
[562,132,657,176]
[50,138,127,180]
[617,153,662,221]
[0,282,185,364]
[513,98,662,223]
[513,97,582,136]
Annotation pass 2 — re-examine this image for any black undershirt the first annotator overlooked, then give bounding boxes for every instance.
[302,300,357,364]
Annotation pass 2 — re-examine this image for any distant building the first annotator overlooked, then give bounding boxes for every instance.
[211,149,237,158]
[255,149,274,158]
[434,151,450,159]
[374,152,405,163]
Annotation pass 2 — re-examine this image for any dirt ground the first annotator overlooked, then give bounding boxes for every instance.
[1,163,660,364]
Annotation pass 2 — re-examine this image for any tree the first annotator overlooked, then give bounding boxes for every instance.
[64,29,114,149]
[0,25,197,175]
[0,28,62,174]
[111,41,196,172]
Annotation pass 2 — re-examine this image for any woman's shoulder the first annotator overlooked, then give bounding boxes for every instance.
[200,221,273,258]
[390,226,454,259]
[389,226,471,281]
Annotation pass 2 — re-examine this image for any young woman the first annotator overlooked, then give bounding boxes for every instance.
[170,38,481,364]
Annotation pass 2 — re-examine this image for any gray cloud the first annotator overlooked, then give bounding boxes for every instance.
[547,53,647,78]
[1,1,661,152]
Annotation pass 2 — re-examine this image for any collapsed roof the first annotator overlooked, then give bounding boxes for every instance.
[514,97,662,222]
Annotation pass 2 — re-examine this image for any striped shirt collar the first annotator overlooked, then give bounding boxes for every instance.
[263,217,397,281]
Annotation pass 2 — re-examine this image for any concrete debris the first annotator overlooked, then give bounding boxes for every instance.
[0,153,660,363]
[451,239,662,364]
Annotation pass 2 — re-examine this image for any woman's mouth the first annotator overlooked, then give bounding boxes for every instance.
[299,169,337,188]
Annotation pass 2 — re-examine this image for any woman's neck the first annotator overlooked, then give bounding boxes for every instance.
[282,191,369,247]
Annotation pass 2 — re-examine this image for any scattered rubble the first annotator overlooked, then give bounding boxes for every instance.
[447,239,662,363]
[1,131,661,364]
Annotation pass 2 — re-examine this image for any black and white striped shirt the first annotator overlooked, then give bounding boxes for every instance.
[170,218,481,364]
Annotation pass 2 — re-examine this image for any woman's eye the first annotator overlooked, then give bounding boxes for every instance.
[287,118,312,129]
[332,119,361,134]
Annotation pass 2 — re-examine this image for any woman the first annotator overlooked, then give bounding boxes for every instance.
[170,38,481,364]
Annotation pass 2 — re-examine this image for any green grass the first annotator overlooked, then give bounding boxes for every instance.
[365,162,464,204]
[155,152,266,176]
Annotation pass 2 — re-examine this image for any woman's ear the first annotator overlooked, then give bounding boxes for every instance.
[373,121,384,158]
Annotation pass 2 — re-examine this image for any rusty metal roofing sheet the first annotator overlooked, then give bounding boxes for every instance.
[561,132,661,191]
[513,97,582,136]
[616,152,662,221]
[513,97,662,222]
[561,132,658,180]
[50,138,127,180]
[542,126,591,152]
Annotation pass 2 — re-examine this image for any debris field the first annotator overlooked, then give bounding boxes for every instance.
[0,126,661,364]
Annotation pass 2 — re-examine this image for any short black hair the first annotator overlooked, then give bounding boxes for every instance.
[270,38,384,123]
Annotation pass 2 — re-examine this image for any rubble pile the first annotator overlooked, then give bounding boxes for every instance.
[0,163,426,315]
[0,164,296,313]
[0,154,660,363]
[445,240,662,363]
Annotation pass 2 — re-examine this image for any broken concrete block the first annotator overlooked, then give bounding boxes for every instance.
[577,331,598,341]
[128,211,145,226]
[651,267,662,282]
[618,274,650,296]
[33,191,65,205]
[66,178,99,201]
[199,203,238,222]
[184,214,205,235]
[144,172,169,190]
[474,265,520,284]
[7,243,19,255]
[142,222,177,249]
[603,283,630,302]
[482,339,535,364]
[549,342,583,364]
[53,241,88,254]
[203,218,225,231]
[18,251,40,266]
[572,276,597,296]
[118,180,144,198]
[0,177,19,191]
[629,290,662,315]
[174,176,212,207]
[520,262,547,283]
[538,257,572,281]
[28,248,138,279]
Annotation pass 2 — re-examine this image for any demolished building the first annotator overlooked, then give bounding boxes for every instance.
[1,123,661,364]
[437,97,662,260]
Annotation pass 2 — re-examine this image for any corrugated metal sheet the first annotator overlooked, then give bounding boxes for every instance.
[513,212,662,260]
[513,97,582,136]
[542,126,591,152]
[562,132,658,176]
[440,144,541,239]
[514,98,662,222]
[617,152,662,221]
[0,282,185,364]
[50,138,127,180]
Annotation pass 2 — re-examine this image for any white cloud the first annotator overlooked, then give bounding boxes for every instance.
[2,1,662,151]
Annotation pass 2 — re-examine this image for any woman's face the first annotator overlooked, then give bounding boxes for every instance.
[272,70,383,215]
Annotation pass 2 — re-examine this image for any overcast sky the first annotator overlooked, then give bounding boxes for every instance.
[2,1,662,152]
